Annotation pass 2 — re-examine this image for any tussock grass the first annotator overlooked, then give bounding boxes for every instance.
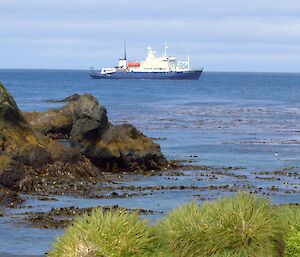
[280,205,300,257]
[48,208,153,257]
[153,193,286,257]
[48,193,300,257]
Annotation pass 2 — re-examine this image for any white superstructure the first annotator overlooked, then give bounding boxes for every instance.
[101,43,190,75]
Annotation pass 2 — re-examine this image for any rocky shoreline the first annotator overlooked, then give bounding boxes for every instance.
[0,82,170,210]
[1,81,300,241]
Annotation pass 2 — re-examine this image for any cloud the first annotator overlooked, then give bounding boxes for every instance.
[0,0,300,71]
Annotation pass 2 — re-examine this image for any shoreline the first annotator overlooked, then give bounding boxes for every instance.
[1,72,300,256]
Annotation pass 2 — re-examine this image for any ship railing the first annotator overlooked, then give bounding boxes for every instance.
[177,61,189,69]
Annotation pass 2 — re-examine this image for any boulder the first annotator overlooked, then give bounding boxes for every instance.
[70,94,109,153]
[25,93,167,171]
[24,94,108,141]
[88,124,166,171]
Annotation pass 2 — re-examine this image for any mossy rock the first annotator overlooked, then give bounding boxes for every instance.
[90,124,166,171]
[0,155,27,191]
[0,83,25,124]
[0,85,103,192]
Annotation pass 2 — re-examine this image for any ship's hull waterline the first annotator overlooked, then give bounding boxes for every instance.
[90,70,203,80]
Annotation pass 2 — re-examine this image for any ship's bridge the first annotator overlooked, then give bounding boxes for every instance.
[127,46,177,72]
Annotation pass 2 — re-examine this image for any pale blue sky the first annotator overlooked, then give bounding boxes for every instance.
[1,0,300,71]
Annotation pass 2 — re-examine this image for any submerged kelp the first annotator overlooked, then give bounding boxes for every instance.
[48,208,153,257]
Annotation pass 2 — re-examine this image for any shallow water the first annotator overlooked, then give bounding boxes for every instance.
[1,70,300,256]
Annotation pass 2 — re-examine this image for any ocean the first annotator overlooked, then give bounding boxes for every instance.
[1,70,300,256]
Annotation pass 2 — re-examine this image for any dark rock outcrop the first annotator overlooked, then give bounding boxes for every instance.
[0,83,100,192]
[0,83,25,124]
[0,82,166,194]
[70,94,109,153]
[25,93,167,171]
[88,124,166,171]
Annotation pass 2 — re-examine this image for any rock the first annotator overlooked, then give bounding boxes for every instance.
[23,105,74,138]
[11,143,52,168]
[44,93,81,103]
[68,95,166,171]
[0,155,33,191]
[70,94,109,153]
[23,94,82,138]
[24,94,109,142]
[88,124,166,171]
[0,190,25,207]
[0,83,25,124]
[42,157,100,178]
[25,92,166,172]
[0,83,101,192]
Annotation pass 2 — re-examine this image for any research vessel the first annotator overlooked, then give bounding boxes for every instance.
[90,43,203,80]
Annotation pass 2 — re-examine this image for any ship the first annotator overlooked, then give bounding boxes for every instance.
[90,43,203,80]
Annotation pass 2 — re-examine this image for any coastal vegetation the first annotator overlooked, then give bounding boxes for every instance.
[48,208,153,257]
[280,205,300,256]
[49,193,300,257]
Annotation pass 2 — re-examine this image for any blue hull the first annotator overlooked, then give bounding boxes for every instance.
[90,70,202,80]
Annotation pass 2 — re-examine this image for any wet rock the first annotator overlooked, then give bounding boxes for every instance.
[42,157,101,178]
[0,190,25,208]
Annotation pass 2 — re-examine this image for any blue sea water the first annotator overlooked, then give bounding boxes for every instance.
[1,70,300,256]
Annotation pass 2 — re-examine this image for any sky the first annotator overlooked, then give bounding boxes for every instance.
[1,0,300,72]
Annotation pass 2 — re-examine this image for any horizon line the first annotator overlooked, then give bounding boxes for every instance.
[0,68,299,74]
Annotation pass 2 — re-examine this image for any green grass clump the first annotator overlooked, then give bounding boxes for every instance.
[285,231,300,257]
[48,208,153,257]
[48,194,300,256]
[153,192,286,257]
[280,205,300,257]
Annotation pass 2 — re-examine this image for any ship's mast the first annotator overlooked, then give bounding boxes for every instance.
[124,41,127,60]
[164,42,168,57]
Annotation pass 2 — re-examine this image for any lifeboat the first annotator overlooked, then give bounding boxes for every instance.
[128,62,140,67]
